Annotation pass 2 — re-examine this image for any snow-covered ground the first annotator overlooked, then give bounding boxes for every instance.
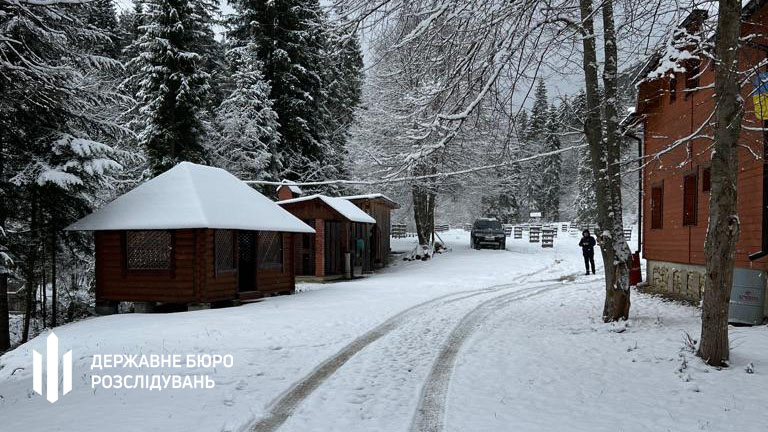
[0,230,766,432]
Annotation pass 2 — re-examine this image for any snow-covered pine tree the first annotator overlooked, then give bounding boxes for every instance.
[317,26,364,193]
[118,0,145,62]
[0,0,126,341]
[520,79,549,219]
[212,43,281,185]
[540,104,562,222]
[573,147,597,226]
[228,0,331,182]
[124,0,218,175]
[77,0,121,58]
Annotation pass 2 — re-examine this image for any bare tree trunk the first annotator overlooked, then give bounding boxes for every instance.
[50,227,57,328]
[579,0,631,322]
[698,0,742,367]
[21,190,39,343]
[600,0,632,320]
[41,250,46,328]
[0,272,9,351]
[412,183,436,247]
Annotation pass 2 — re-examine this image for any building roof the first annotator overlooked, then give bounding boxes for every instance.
[66,162,315,233]
[339,193,400,209]
[278,194,376,224]
[276,179,303,195]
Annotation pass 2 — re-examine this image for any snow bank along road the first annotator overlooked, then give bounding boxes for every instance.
[1,230,767,432]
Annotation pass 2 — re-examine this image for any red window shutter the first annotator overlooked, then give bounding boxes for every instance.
[683,174,698,226]
[651,186,664,229]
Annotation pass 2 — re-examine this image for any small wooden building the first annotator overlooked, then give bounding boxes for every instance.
[277,194,376,279]
[66,162,315,312]
[340,194,400,269]
[276,180,303,201]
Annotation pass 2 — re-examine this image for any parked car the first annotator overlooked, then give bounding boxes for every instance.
[471,218,506,249]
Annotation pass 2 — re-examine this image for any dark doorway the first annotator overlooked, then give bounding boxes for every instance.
[370,225,380,268]
[325,221,343,275]
[295,220,315,276]
[238,231,257,292]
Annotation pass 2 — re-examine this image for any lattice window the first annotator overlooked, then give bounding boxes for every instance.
[258,232,283,271]
[126,231,172,270]
[215,230,235,273]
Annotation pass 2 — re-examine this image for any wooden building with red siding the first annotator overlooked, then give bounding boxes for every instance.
[340,194,400,269]
[66,162,315,313]
[277,192,376,280]
[634,2,768,320]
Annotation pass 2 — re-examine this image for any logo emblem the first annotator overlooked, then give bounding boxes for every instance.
[33,332,72,403]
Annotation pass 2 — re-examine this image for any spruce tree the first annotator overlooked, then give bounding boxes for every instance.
[124,0,218,174]
[227,0,328,179]
[541,104,562,221]
[0,0,125,340]
[212,44,281,183]
[520,79,548,219]
[227,0,362,186]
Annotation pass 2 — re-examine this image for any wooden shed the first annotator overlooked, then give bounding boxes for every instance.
[340,194,400,269]
[65,162,315,313]
[277,194,376,280]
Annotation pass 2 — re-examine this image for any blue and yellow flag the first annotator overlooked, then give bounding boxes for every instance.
[753,73,768,120]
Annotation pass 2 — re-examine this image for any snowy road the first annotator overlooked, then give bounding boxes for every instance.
[1,230,767,432]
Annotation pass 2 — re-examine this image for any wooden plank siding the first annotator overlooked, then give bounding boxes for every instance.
[95,228,296,305]
[346,198,396,269]
[280,199,365,278]
[254,233,296,295]
[639,6,768,270]
[95,229,199,303]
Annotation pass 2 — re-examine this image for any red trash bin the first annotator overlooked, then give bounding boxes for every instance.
[629,252,642,286]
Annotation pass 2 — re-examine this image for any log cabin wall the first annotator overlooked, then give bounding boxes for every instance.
[95,228,295,305]
[95,229,201,303]
[280,200,354,278]
[202,229,237,302]
[348,198,394,268]
[254,233,296,295]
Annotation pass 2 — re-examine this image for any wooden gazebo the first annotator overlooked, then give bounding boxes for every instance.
[66,162,315,313]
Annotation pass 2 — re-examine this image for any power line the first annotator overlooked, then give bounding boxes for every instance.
[243,143,588,187]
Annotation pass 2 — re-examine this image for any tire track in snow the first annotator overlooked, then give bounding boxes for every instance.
[247,266,557,432]
[410,279,595,432]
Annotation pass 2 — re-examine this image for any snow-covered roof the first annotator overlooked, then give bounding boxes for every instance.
[278,194,376,224]
[66,162,315,233]
[339,193,400,209]
[276,179,303,195]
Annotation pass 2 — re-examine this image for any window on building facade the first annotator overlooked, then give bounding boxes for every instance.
[651,184,664,229]
[685,58,701,93]
[258,232,283,271]
[669,76,677,103]
[702,166,711,192]
[215,229,236,273]
[683,173,698,226]
[126,231,172,270]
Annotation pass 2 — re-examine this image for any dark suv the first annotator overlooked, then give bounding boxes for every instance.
[471,218,506,249]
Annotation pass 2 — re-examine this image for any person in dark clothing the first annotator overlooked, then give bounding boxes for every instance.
[579,230,596,275]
